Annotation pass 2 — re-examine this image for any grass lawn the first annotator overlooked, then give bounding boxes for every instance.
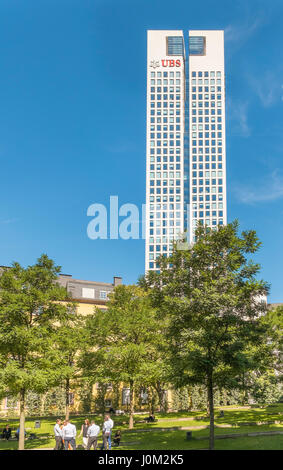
[119,430,283,450]
[0,404,282,450]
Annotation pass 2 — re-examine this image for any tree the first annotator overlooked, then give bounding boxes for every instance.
[142,221,272,450]
[78,324,115,415]
[237,305,283,405]
[245,305,283,404]
[261,305,283,377]
[82,285,164,429]
[0,255,71,450]
[93,382,111,415]
[251,371,282,404]
[53,310,87,420]
[136,339,170,413]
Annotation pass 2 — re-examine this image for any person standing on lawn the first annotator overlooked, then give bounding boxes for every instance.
[62,419,77,450]
[54,419,63,450]
[102,414,114,450]
[86,420,100,450]
[78,418,90,449]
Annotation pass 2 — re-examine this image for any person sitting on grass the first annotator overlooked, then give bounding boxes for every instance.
[15,427,27,440]
[113,430,121,446]
[144,414,155,423]
[2,425,11,440]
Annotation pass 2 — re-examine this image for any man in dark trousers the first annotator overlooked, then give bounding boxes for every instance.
[86,420,100,450]
[54,419,63,450]
[2,424,11,440]
[62,419,77,450]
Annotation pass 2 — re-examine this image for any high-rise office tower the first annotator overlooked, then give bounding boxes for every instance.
[145,30,227,271]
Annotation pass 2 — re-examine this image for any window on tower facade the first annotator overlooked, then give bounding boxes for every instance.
[167,36,184,56]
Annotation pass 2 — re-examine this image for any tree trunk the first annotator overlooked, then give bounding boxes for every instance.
[101,384,107,416]
[113,383,120,412]
[188,386,193,410]
[147,387,153,414]
[206,398,210,416]
[156,383,166,413]
[129,381,135,429]
[65,378,70,421]
[150,387,155,415]
[242,373,247,405]
[40,391,47,417]
[207,375,215,450]
[19,389,26,450]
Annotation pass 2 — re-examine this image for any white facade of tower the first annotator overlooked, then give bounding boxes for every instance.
[145,31,186,272]
[188,30,227,243]
[145,30,227,271]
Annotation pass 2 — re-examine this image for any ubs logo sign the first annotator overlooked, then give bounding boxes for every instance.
[149,60,160,69]
[150,59,181,68]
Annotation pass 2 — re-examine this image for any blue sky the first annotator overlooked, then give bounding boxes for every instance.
[0,0,282,302]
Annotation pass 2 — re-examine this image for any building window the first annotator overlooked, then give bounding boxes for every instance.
[82,287,95,299]
[122,388,131,405]
[140,388,149,404]
[167,36,184,56]
[68,393,74,405]
[189,36,206,55]
[5,396,18,409]
[100,291,108,300]
[96,382,112,390]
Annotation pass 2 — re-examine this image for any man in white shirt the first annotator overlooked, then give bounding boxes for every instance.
[54,419,63,450]
[102,414,114,450]
[62,419,77,450]
[86,420,100,450]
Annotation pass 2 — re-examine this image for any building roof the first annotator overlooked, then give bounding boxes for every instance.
[57,274,122,304]
[0,265,122,305]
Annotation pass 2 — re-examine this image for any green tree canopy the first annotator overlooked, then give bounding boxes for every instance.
[52,308,87,420]
[141,221,272,449]
[0,254,71,449]
[81,284,168,428]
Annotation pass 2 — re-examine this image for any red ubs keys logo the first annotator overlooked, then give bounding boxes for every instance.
[161,59,181,67]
